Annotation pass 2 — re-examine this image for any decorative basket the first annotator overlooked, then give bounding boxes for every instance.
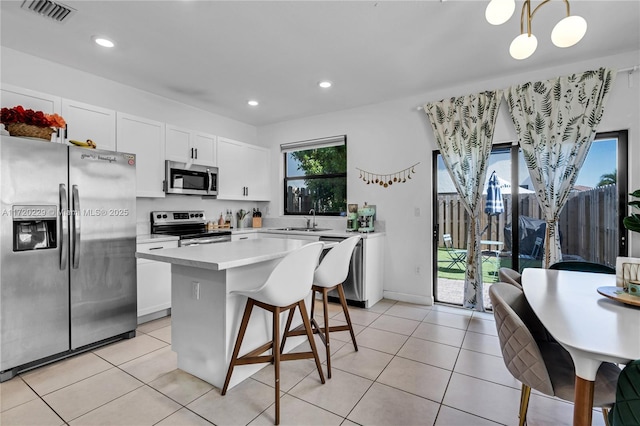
[5,123,54,141]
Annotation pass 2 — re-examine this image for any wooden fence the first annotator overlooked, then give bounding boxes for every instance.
[437,185,619,267]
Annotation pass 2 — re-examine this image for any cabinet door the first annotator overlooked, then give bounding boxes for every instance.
[193,132,216,166]
[217,137,246,200]
[136,239,178,318]
[62,99,116,151]
[0,84,62,142]
[245,144,270,201]
[165,125,191,163]
[117,113,165,197]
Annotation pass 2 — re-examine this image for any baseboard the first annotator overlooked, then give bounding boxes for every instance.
[383,291,434,306]
[137,308,171,325]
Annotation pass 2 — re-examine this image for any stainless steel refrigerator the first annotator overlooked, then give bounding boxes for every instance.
[0,136,137,381]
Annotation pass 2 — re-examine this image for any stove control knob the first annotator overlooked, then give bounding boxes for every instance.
[156,214,161,219]
[162,214,167,218]
[190,214,195,218]
[199,213,203,217]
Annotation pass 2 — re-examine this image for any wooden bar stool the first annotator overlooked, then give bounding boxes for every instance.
[282,236,360,378]
[221,242,325,425]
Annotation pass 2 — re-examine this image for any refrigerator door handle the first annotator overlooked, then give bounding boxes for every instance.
[71,184,81,269]
[59,184,68,270]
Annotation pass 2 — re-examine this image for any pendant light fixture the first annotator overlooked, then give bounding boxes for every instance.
[485,0,587,60]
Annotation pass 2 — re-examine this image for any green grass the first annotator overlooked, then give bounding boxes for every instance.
[437,248,542,283]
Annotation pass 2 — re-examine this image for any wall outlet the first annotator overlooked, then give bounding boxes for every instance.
[415,266,421,275]
[192,282,200,300]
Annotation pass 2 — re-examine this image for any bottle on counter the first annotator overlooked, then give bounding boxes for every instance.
[225,210,232,227]
[218,213,225,226]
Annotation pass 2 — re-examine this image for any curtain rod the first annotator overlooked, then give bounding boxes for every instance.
[415,65,640,111]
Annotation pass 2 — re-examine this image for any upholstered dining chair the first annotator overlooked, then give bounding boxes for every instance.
[498,267,523,290]
[489,283,620,426]
[221,242,326,425]
[281,236,361,379]
[608,359,640,426]
[549,260,616,274]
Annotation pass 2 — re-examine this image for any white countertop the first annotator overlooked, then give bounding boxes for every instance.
[234,228,385,239]
[136,238,325,271]
[136,234,180,244]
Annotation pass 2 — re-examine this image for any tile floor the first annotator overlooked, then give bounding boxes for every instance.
[1,299,608,426]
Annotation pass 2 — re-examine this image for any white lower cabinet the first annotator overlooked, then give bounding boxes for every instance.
[136,239,178,320]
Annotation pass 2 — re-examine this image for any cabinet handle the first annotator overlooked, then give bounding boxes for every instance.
[149,246,164,250]
[246,186,249,196]
[64,126,68,140]
[191,148,194,159]
[239,236,248,240]
[195,148,198,159]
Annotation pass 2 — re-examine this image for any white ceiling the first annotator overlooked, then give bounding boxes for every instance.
[1,1,639,126]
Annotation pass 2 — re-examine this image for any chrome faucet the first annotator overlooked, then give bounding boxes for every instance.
[309,209,316,229]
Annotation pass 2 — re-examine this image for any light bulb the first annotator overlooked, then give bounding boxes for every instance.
[509,33,538,60]
[485,0,516,25]
[551,15,587,48]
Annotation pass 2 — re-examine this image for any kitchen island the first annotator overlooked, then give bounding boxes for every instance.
[136,238,324,389]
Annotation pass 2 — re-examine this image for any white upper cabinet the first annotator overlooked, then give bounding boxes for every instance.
[116,112,166,198]
[193,132,216,166]
[61,99,116,151]
[165,124,216,166]
[0,84,62,142]
[217,137,270,201]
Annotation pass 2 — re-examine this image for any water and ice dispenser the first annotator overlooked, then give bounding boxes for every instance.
[12,205,57,252]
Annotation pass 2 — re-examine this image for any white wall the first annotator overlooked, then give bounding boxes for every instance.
[259,50,640,305]
[0,47,265,232]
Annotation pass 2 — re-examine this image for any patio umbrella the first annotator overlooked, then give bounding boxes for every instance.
[485,171,504,216]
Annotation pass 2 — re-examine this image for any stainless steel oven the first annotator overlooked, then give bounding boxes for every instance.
[164,161,218,196]
[151,210,231,246]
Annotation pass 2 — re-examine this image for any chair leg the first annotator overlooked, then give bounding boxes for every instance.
[519,383,531,426]
[221,299,254,395]
[602,408,610,426]
[298,300,325,385]
[337,283,358,352]
[279,305,296,355]
[321,287,332,378]
[273,306,281,425]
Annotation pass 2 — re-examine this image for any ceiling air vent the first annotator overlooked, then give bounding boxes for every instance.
[20,0,76,23]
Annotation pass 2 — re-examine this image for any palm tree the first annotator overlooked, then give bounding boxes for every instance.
[596,170,617,187]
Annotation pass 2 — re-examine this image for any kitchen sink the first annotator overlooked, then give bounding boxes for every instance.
[274,227,332,232]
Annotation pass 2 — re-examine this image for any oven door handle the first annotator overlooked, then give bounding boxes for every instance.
[207,170,217,194]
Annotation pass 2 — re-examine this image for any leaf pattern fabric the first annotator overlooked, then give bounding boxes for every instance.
[507,68,616,267]
[424,91,502,311]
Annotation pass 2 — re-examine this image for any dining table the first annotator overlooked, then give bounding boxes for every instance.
[522,268,640,426]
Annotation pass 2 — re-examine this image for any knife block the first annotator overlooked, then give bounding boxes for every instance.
[252,217,262,228]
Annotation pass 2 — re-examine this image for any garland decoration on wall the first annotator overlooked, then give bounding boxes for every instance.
[356,162,420,188]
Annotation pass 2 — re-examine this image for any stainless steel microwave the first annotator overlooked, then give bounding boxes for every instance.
[164,161,218,196]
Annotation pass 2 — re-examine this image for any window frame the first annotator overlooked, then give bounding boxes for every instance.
[282,136,347,216]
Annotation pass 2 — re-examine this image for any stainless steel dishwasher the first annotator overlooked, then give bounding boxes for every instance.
[319,236,365,307]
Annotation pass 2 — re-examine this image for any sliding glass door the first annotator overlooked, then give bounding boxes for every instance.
[433,131,628,308]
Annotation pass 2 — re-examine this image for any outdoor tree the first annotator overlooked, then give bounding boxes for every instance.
[596,169,617,187]
[291,145,347,213]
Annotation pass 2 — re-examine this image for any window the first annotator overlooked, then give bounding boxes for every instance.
[282,135,347,215]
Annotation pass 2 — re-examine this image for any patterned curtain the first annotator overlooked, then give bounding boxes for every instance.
[424,91,502,311]
[506,68,616,268]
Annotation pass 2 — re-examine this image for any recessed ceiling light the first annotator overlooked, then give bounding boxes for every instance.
[247,100,259,106]
[318,81,332,89]
[93,37,115,48]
